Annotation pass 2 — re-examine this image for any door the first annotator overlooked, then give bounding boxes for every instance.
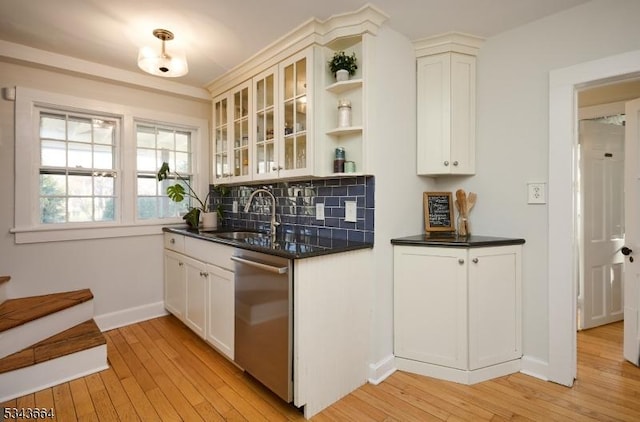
[624,98,640,366]
[579,119,625,329]
[206,264,235,360]
[184,255,207,339]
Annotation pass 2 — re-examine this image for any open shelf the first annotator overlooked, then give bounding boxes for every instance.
[326,126,363,136]
[326,79,363,94]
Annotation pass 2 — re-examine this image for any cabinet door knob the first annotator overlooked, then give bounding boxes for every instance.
[178,262,183,267]
[458,258,465,265]
[272,165,283,171]
[453,161,459,166]
[444,161,450,166]
[472,258,479,263]
[170,238,175,244]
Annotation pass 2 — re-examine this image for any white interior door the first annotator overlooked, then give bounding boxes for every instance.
[624,97,640,366]
[579,120,625,330]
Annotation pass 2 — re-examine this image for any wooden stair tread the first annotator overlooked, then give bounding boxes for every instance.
[0,319,105,374]
[0,289,93,332]
[0,276,10,284]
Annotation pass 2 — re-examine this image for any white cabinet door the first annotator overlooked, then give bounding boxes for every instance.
[206,264,235,360]
[184,255,207,339]
[164,250,186,320]
[213,81,252,184]
[253,65,279,180]
[279,48,312,179]
[468,246,522,370]
[417,52,476,176]
[394,246,468,369]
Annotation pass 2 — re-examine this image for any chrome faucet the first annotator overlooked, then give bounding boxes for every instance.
[244,188,279,240]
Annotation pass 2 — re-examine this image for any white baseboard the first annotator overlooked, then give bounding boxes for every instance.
[395,357,521,385]
[520,355,549,381]
[94,301,168,332]
[368,354,396,385]
[0,345,108,402]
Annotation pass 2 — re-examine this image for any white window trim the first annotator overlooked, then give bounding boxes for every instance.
[12,86,209,244]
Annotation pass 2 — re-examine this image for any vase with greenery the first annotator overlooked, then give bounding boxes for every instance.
[157,162,211,228]
[328,50,358,80]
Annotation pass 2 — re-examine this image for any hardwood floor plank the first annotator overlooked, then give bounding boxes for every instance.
[106,331,157,392]
[69,378,95,419]
[52,382,78,422]
[119,377,162,422]
[83,373,119,422]
[142,387,180,422]
[34,388,57,421]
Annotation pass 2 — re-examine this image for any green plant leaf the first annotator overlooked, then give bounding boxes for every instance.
[166,184,185,202]
[183,208,201,228]
[157,162,170,181]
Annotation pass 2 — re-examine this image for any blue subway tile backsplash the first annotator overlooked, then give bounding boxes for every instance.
[210,176,375,243]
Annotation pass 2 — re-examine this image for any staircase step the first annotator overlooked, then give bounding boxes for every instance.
[0,289,94,360]
[0,288,93,333]
[0,320,107,402]
[0,276,9,284]
[0,319,105,374]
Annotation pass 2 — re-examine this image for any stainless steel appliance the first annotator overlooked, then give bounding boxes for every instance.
[232,249,292,402]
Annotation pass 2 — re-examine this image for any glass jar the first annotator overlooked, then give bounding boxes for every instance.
[337,99,352,128]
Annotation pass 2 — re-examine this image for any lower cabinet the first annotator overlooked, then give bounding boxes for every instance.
[163,233,235,360]
[393,244,522,384]
[205,264,235,359]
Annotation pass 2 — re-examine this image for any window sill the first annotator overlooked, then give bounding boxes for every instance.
[11,221,184,244]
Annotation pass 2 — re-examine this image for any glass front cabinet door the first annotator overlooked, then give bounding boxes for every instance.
[279,49,311,178]
[213,81,252,184]
[253,66,278,180]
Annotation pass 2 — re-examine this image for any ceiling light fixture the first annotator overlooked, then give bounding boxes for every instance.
[137,29,188,77]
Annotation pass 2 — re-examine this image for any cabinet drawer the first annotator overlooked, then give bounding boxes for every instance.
[164,233,185,253]
[184,236,234,271]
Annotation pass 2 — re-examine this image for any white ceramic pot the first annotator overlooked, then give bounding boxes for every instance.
[336,69,349,82]
[201,212,217,229]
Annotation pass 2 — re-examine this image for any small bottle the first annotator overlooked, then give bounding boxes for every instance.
[337,99,352,128]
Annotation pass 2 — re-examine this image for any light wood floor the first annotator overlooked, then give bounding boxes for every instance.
[3,317,639,421]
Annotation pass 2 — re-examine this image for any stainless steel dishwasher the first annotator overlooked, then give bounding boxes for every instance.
[231,249,293,402]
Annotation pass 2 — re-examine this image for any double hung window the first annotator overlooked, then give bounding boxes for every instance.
[14,87,207,243]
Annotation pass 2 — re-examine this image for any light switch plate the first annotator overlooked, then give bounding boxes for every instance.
[316,203,325,220]
[527,183,547,204]
[345,201,357,222]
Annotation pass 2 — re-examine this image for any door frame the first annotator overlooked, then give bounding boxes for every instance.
[548,49,640,386]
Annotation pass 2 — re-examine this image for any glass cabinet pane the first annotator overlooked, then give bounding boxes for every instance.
[284,100,294,136]
[296,97,307,132]
[284,64,294,100]
[255,70,277,176]
[296,58,307,96]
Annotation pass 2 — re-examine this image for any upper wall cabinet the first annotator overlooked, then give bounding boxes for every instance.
[414,33,484,176]
[207,5,387,184]
[213,81,252,184]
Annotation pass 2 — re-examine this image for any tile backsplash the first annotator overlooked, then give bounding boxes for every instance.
[210,176,375,244]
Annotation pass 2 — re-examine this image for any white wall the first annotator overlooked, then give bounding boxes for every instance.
[436,0,640,369]
[0,60,210,328]
[366,25,436,376]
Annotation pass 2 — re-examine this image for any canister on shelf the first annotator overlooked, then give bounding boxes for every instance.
[334,147,345,173]
[337,99,352,128]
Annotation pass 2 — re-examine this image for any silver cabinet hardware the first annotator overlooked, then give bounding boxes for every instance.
[458,258,464,265]
[472,258,479,263]
[444,161,449,166]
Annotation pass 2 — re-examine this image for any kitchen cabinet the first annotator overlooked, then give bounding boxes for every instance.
[206,264,234,359]
[393,242,522,384]
[162,233,235,360]
[213,81,251,184]
[415,33,483,176]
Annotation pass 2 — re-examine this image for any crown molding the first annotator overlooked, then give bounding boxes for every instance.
[0,40,210,101]
[414,32,485,57]
[205,3,389,96]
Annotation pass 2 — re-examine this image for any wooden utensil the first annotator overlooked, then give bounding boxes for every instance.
[455,189,468,235]
[467,192,477,213]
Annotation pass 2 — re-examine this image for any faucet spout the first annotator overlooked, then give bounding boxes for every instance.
[244,188,279,239]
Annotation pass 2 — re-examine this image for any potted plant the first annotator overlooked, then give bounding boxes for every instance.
[328,50,358,82]
[157,162,213,228]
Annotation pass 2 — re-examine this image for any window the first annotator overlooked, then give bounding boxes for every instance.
[14,87,208,243]
[136,124,192,220]
[39,111,118,224]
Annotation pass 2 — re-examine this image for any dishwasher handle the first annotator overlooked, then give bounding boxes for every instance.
[231,255,289,274]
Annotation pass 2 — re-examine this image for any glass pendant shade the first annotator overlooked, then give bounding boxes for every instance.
[137,29,188,77]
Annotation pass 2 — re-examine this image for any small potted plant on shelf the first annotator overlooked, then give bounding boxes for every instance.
[157,162,216,229]
[328,50,358,82]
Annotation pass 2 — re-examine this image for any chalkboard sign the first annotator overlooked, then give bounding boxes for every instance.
[424,192,454,232]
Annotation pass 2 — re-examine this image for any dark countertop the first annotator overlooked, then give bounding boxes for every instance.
[164,226,374,259]
[391,233,525,248]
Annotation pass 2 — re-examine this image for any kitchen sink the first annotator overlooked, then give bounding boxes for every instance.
[213,231,270,240]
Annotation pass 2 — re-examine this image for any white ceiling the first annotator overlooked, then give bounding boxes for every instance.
[0,0,589,89]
